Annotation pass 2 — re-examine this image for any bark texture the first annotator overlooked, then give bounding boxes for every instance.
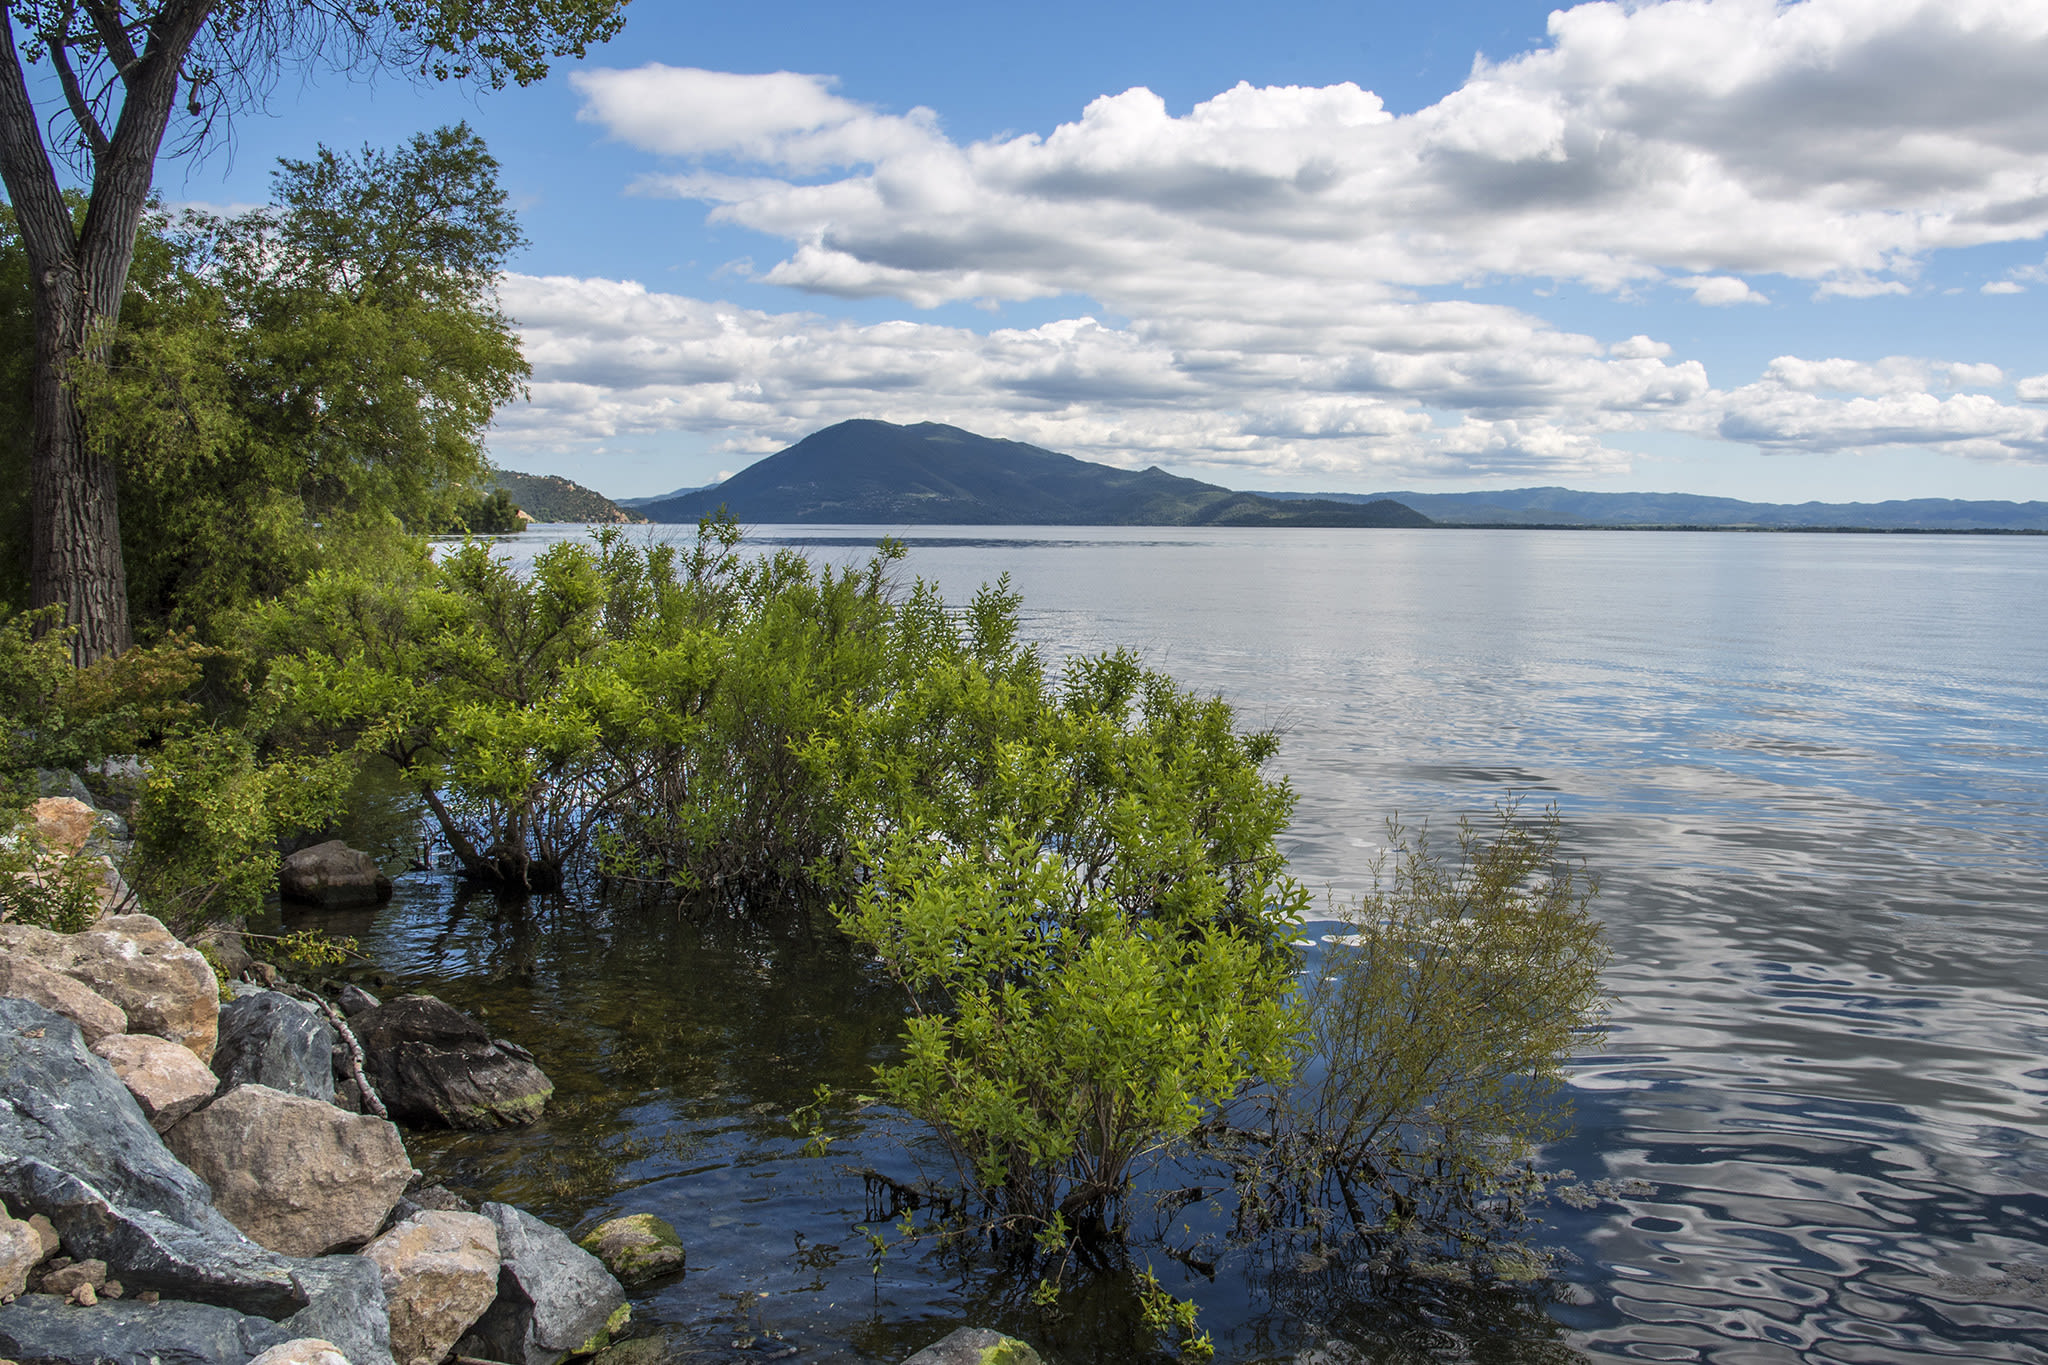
[0,5,216,661]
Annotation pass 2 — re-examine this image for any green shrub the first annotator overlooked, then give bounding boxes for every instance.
[131,730,352,926]
[0,805,106,932]
[1219,803,1610,1280]
[834,651,1307,1251]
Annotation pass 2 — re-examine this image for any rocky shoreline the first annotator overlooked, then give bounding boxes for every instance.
[0,786,1042,1365]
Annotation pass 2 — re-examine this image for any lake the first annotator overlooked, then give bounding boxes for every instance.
[309,525,2048,1363]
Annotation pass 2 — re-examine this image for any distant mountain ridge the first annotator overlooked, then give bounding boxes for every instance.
[1268,486,2048,531]
[636,421,1431,528]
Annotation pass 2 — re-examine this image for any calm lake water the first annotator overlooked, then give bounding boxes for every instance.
[303,526,2048,1364]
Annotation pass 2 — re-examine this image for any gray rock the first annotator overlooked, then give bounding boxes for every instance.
[0,1291,289,1365]
[0,997,219,1228]
[279,841,392,909]
[285,1253,396,1365]
[459,1202,628,1365]
[213,992,337,1103]
[577,1214,684,1285]
[901,1327,1045,1365]
[353,996,553,1130]
[387,1185,477,1227]
[34,767,93,805]
[337,984,382,1017]
[4,1159,306,1317]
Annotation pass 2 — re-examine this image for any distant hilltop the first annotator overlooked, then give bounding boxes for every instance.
[631,420,1431,528]
[1268,486,2048,532]
[486,470,645,524]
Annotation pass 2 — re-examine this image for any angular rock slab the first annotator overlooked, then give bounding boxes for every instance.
[1,914,219,1060]
[27,796,97,853]
[0,953,127,1043]
[280,841,393,909]
[0,997,218,1228]
[353,996,552,1130]
[166,1084,414,1258]
[0,1291,291,1365]
[459,1203,628,1365]
[364,1211,499,1365]
[4,1159,307,1317]
[902,1327,1045,1365]
[285,1253,396,1365]
[578,1213,684,1286]
[213,991,337,1103]
[92,1032,221,1132]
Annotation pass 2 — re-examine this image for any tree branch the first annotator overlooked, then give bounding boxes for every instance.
[83,0,141,78]
[0,14,80,272]
[47,31,112,163]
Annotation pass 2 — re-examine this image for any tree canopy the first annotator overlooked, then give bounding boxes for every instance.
[0,0,627,660]
[1,124,531,637]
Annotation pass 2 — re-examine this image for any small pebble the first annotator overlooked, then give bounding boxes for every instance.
[137,1290,159,1304]
[101,1280,124,1299]
[68,1283,96,1307]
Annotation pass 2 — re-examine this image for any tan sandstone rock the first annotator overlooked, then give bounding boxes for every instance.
[248,1340,354,1365]
[165,1084,414,1258]
[27,797,95,853]
[0,952,126,1043]
[363,1210,501,1365]
[0,1208,42,1300]
[90,1032,220,1132]
[38,1257,105,1295]
[36,913,218,1060]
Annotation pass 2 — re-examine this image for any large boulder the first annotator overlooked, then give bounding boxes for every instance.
[1,914,219,1060]
[213,991,337,1103]
[577,1214,684,1286]
[91,1033,220,1132]
[352,996,552,1130]
[280,841,393,909]
[0,1291,290,1365]
[458,1203,627,1365]
[5,1157,307,1316]
[364,1211,499,1365]
[166,1085,414,1258]
[0,997,219,1230]
[284,1253,395,1365]
[0,952,127,1043]
[0,996,306,1316]
[902,1327,1045,1365]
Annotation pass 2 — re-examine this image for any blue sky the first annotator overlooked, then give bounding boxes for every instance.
[150,0,2048,503]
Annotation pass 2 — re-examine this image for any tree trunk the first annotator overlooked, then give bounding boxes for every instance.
[0,5,215,663]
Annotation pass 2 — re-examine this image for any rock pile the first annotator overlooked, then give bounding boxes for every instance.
[0,793,637,1365]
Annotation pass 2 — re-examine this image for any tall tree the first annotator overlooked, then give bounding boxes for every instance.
[0,1,627,662]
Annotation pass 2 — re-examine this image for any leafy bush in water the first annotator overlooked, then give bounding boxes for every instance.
[834,647,1307,1252]
[1216,804,1610,1282]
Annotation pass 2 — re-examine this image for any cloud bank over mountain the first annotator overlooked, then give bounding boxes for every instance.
[495,0,2048,480]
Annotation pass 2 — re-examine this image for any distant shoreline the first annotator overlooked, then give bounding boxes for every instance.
[1433,523,2048,535]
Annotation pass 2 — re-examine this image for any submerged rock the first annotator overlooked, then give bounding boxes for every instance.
[165,1084,414,1258]
[352,996,552,1130]
[280,841,393,910]
[459,1202,627,1365]
[213,991,337,1103]
[578,1214,684,1286]
[901,1327,1045,1365]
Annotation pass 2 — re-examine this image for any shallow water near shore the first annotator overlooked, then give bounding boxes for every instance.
[290,526,2048,1363]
